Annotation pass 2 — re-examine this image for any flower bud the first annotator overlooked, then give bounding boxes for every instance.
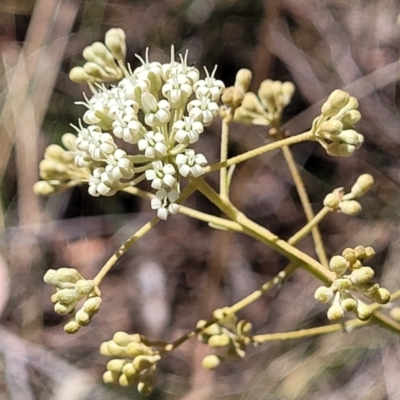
[56,268,82,283]
[234,69,252,93]
[54,302,76,315]
[329,255,348,275]
[103,370,119,384]
[202,354,221,370]
[342,248,356,263]
[56,288,78,305]
[208,334,231,348]
[341,297,357,311]
[61,133,77,151]
[75,309,90,325]
[105,28,127,61]
[107,359,128,374]
[327,303,344,321]
[318,120,343,135]
[338,129,362,146]
[369,288,390,304]
[75,279,95,296]
[43,269,58,285]
[332,278,352,291]
[222,87,245,109]
[64,320,81,334]
[107,341,128,357]
[314,286,334,303]
[100,342,112,356]
[321,90,350,117]
[323,193,340,209]
[126,342,148,357]
[350,174,374,198]
[33,180,65,196]
[349,266,375,284]
[83,62,110,80]
[69,66,93,83]
[340,109,361,128]
[122,362,139,379]
[281,81,295,106]
[364,246,375,259]
[237,320,252,336]
[339,200,361,215]
[354,301,371,321]
[113,331,141,347]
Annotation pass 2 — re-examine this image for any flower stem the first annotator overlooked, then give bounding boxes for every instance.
[219,114,231,199]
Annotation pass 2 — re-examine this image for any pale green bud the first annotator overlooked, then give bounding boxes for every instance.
[221,86,245,109]
[107,341,128,357]
[33,180,66,196]
[107,359,128,374]
[314,286,334,303]
[83,62,110,80]
[202,323,222,337]
[54,302,76,315]
[234,68,252,93]
[258,80,275,112]
[90,42,115,65]
[103,370,119,384]
[61,133,77,151]
[342,248,357,263]
[75,309,90,325]
[332,278,352,291]
[370,288,391,304]
[118,374,130,387]
[44,144,67,161]
[340,109,361,128]
[56,268,82,283]
[350,174,374,198]
[327,303,344,321]
[202,354,221,370]
[241,92,266,114]
[339,200,362,215]
[323,193,340,209]
[122,362,139,379]
[321,90,350,117]
[329,255,348,275]
[208,334,231,348]
[100,342,112,356]
[126,342,148,357]
[69,66,93,83]
[105,28,126,61]
[56,288,78,305]
[75,279,95,296]
[349,266,375,284]
[357,282,379,295]
[281,81,295,106]
[354,301,371,321]
[364,246,375,259]
[338,129,362,146]
[113,331,141,347]
[341,297,357,311]
[64,320,81,334]
[43,269,58,285]
[318,120,343,135]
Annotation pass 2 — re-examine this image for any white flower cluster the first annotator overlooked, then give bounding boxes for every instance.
[69,44,224,219]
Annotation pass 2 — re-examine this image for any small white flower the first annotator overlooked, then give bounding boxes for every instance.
[105,149,134,180]
[187,96,219,126]
[151,188,180,220]
[88,167,117,197]
[162,73,193,108]
[145,161,176,189]
[118,75,151,104]
[138,131,167,158]
[133,48,163,91]
[175,149,207,177]
[194,65,224,101]
[173,117,204,144]
[141,92,171,127]
[112,113,143,144]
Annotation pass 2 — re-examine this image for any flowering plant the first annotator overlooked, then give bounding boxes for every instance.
[35,29,399,396]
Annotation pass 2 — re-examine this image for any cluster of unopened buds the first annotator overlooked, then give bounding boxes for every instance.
[311,89,364,157]
[100,331,161,396]
[34,28,225,220]
[197,308,253,370]
[323,173,374,216]
[314,246,391,321]
[43,268,101,333]
[232,78,295,126]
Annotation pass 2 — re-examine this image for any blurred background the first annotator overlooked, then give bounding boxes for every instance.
[1,0,400,399]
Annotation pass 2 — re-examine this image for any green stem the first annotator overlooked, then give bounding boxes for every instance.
[204,130,314,174]
[220,115,231,199]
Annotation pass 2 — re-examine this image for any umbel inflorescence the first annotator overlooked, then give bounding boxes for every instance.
[35,28,398,396]
[35,28,224,220]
